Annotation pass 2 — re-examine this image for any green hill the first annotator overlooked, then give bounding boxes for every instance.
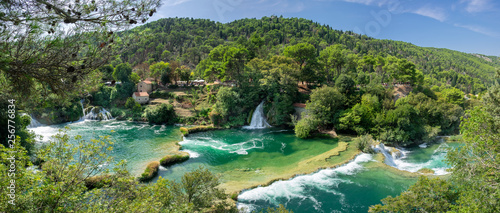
[117,16,499,94]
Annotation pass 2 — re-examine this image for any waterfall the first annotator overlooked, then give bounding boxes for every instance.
[26,114,43,128]
[373,144,402,167]
[243,101,271,129]
[80,100,113,121]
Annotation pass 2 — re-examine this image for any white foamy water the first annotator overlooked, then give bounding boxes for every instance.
[374,143,451,175]
[237,154,373,212]
[180,137,265,155]
[29,125,60,142]
[182,150,201,158]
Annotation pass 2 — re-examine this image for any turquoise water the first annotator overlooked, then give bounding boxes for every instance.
[30,121,455,213]
[237,154,415,213]
[30,120,182,174]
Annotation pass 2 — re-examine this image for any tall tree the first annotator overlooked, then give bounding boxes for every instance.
[149,61,170,83]
[284,43,318,83]
[112,63,133,83]
[320,44,346,82]
[0,0,161,103]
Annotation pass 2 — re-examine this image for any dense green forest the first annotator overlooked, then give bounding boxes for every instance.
[119,17,498,94]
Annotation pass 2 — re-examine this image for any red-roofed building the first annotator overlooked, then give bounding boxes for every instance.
[133,92,149,104]
[137,80,153,93]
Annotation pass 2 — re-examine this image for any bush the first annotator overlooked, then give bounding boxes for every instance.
[125,97,137,109]
[150,91,175,99]
[110,107,126,119]
[139,161,160,182]
[354,134,375,154]
[294,116,319,138]
[159,153,190,167]
[145,103,177,124]
[180,127,189,136]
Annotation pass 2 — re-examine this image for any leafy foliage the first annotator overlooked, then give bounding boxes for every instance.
[145,103,176,124]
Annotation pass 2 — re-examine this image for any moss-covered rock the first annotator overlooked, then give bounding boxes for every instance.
[139,161,160,182]
[85,174,113,190]
[418,168,435,174]
[159,152,190,167]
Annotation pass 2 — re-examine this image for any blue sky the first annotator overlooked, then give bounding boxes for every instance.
[148,0,500,56]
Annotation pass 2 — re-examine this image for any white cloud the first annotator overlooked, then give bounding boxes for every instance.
[412,6,447,22]
[461,0,492,13]
[454,23,499,37]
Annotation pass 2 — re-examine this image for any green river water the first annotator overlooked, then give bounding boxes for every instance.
[30,120,456,213]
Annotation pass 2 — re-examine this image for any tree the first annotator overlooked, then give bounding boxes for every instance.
[295,86,346,138]
[149,61,170,83]
[99,65,115,80]
[284,43,318,83]
[129,72,141,84]
[181,166,226,210]
[145,103,177,124]
[369,176,459,213]
[320,44,346,82]
[199,45,248,84]
[335,74,356,95]
[177,65,191,84]
[441,87,465,106]
[112,63,132,83]
[0,0,161,100]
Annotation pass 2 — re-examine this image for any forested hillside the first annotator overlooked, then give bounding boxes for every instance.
[118,16,499,94]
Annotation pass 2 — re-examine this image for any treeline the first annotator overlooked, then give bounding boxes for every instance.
[117,17,499,94]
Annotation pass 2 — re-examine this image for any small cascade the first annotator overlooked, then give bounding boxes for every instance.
[373,144,403,167]
[373,143,451,175]
[243,101,271,129]
[80,100,113,121]
[26,114,43,128]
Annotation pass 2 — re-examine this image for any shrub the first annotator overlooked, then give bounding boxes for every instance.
[125,97,137,109]
[110,107,126,119]
[160,153,190,167]
[139,161,160,182]
[354,134,375,154]
[209,110,222,127]
[145,103,176,124]
[294,116,319,138]
[180,127,189,136]
[150,91,175,99]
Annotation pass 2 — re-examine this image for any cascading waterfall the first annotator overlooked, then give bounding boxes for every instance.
[26,114,43,128]
[373,143,451,175]
[244,101,271,129]
[373,143,402,167]
[80,99,113,121]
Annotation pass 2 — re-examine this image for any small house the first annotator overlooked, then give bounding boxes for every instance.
[137,80,153,93]
[133,92,150,104]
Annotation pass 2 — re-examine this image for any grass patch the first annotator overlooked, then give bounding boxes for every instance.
[159,153,190,167]
[139,161,160,182]
[181,125,223,136]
